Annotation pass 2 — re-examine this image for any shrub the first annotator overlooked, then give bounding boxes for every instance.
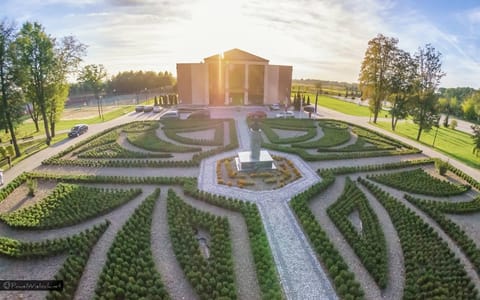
[450,119,458,130]
[26,178,37,197]
[435,159,448,176]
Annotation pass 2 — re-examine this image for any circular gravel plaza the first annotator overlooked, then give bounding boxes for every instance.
[1,107,479,300]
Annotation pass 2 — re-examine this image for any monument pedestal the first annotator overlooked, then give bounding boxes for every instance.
[235,150,276,171]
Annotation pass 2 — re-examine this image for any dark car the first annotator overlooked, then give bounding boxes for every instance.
[247,111,267,120]
[187,109,210,119]
[135,106,144,112]
[143,106,153,113]
[68,124,88,138]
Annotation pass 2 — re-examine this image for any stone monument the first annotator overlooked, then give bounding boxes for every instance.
[235,119,275,171]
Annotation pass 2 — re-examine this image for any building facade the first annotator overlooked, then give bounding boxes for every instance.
[177,49,292,106]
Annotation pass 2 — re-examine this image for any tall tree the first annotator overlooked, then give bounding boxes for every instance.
[437,95,458,127]
[387,48,416,131]
[359,34,398,123]
[0,20,23,157]
[410,44,445,141]
[15,22,56,145]
[47,36,85,136]
[472,125,480,156]
[78,64,107,120]
[461,92,480,122]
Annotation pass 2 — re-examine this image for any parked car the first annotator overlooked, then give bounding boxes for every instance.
[247,111,267,120]
[160,110,179,120]
[135,106,144,112]
[187,109,210,119]
[275,111,295,118]
[270,103,281,110]
[143,106,153,113]
[68,124,88,138]
[153,106,162,113]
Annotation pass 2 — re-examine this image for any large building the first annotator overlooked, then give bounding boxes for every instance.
[177,49,292,106]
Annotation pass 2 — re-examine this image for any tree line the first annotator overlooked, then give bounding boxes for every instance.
[70,70,175,96]
[359,34,480,142]
[0,20,86,157]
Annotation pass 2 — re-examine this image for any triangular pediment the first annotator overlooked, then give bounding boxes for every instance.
[223,48,269,62]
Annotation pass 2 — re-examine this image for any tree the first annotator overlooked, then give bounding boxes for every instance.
[78,64,107,120]
[359,34,398,123]
[0,20,24,157]
[438,95,458,127]
[472,125,480,156]
[48,35,85,136]
[410,44,445,141]
[387,48,416,131]
[14,22,56,145]
[462,92,480,122]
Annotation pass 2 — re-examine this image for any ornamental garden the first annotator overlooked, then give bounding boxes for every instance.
[0,112,479,300]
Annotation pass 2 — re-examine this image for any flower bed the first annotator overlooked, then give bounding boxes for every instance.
[216,155,301,190]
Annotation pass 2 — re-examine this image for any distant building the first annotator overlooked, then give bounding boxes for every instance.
[177,48,292,106]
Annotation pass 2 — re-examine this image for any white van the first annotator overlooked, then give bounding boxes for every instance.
[160,110,179,119]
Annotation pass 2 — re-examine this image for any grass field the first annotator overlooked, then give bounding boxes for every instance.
[302,93,389,117]
[1,105,133,141]
[376,121,479,169]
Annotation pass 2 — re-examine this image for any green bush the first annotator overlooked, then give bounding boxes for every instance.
[1,183,141,229]
[450,119,458,130]
[359,178,478,299]
[327,177,388,288]
[94,189,169,299]
[435,159,449,176]
[366,168,470,196]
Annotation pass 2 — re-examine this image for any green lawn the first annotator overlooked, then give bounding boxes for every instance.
[376,121,479,169]
[303,93,388,117]
[1,105,133,141]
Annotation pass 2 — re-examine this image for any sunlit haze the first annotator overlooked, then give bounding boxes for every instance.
[3,0,480,87]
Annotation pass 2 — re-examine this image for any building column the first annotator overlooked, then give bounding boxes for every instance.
[225,63,230,105]
[244,63,249,105]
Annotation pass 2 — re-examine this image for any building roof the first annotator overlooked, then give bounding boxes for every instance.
[203,48,269,63]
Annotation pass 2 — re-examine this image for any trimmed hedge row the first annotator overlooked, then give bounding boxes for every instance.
[1,183,141,229]
[319,158,434,176]
[327,177,388,288]
[359,178,478,299]
[263,142,420,161]
[260,122,317,144]
[167,189,236,299]
[183,180,283,300]
[290,173,365,299]
[446,163,480,191]
[367,168,470,196]
[48,221,109,300]
[404,194,480,275]
[293,126,351,148]
[95,189,169,299]
[0,221,108,259]
[78,142,173,159]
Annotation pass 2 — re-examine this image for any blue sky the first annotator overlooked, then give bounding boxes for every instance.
[2,0,479,88]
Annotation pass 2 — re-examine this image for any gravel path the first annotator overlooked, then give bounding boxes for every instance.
[0,180,57,214]
[258,199,337,300]
[0,254,67,300]
[446,212,480,249]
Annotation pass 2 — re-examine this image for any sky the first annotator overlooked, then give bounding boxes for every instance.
[2,0,480,88]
